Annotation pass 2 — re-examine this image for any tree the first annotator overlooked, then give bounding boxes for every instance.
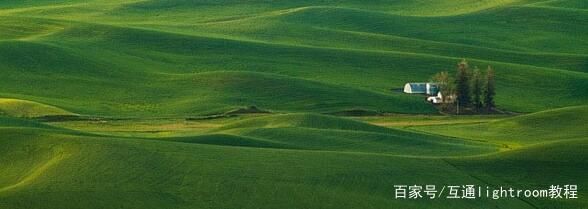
[431,71,456,112]
[455,59,472,111]
[483,66,496,112]
[471,67,483,111]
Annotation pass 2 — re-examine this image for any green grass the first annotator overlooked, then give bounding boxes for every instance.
[411,105,588,146]
[358,114,511,127]
[0,116,57,129]
[0,98,76,118]
[448,138,588,208]
[0,109,586,209]
[211,113,499,156]
[0,0,586,114]
[0,0,587,209]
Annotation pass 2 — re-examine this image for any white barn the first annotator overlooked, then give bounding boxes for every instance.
[403,83,438,95]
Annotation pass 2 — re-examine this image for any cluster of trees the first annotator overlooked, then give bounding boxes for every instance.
[431,59,496,114]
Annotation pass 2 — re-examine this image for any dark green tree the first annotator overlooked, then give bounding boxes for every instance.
[483,66,496,112]
[455,59,471,111]
[471,67,483,111]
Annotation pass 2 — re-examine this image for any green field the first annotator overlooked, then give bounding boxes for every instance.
[0,0,587,208]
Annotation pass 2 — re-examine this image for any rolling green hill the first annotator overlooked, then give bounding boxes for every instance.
[0,108,586,208]
[212,113,499,156]
[0,0,586,114]
[0,98,76,118]
[0,0,586,209]
[412,105,588,146]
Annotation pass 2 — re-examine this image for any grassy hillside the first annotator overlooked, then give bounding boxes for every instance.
[0,127,511,209]
[0,0,586,115]
[0,98,76,118]
[212,113,498,156]
[0,109,586,209]
[0,0,586,209]
[412,105,588,146]
[448,138,588,208]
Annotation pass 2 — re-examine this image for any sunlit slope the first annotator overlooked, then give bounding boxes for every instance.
[1,58,435,116]
[192,6,588,70]
[0,117,79,194]
[0,0,586,114]
[0,130,70,194]
[0,137,514,209]
[412,105,588,145]
[0,0,540,17]
[160,71,434,114]
[5,0,585,53]
[449,138,588,208]
[0,125,547,209]
[0,99,75,118]
[0,115,584,209]
[528,0,588,10]
[0,21,586,114]
[0,1,586,209]
[207,113,499,156]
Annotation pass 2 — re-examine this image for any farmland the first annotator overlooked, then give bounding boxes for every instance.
[0,0,587,208]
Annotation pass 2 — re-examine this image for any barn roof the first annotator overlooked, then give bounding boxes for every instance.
[407,83,427,92]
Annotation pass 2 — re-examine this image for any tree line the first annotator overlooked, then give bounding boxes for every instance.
[431,59,496,114]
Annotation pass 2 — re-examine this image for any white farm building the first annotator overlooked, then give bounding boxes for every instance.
[403,83,438,95]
